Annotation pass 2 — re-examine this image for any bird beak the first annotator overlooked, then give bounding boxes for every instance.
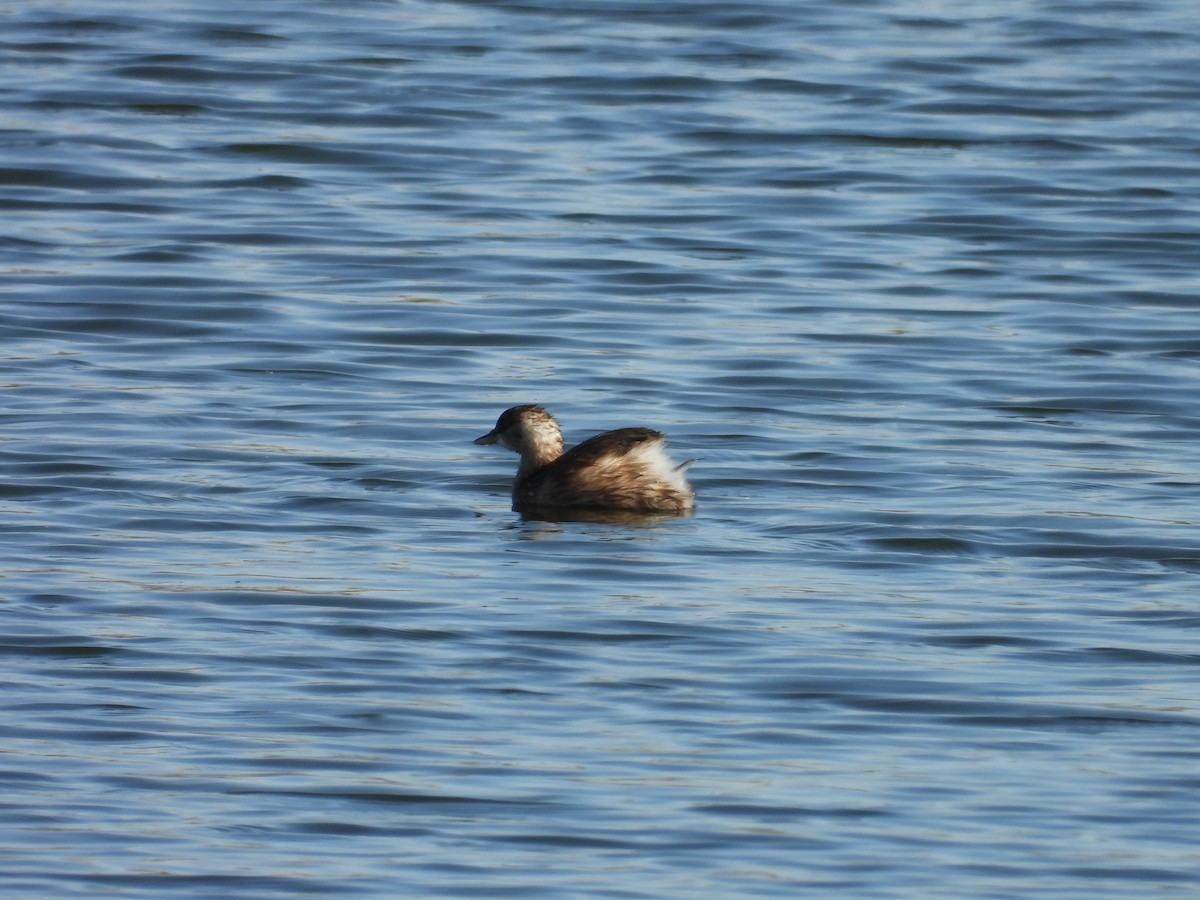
[474,429,499,445]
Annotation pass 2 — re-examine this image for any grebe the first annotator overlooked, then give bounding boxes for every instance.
[474,405,694,514]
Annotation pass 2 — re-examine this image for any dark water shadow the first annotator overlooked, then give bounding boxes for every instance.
[519,507,694,526]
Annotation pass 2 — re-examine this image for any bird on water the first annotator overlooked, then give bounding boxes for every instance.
[474,405,694,514]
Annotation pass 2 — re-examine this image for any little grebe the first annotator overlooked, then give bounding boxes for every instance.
[475,405,694,514]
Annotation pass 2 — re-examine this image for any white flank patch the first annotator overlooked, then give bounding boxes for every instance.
[628,439,692,493]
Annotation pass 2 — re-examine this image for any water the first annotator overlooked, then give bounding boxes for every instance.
[3,0,1199,895]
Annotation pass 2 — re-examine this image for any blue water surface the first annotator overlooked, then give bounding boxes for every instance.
[2,0,1199,896]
